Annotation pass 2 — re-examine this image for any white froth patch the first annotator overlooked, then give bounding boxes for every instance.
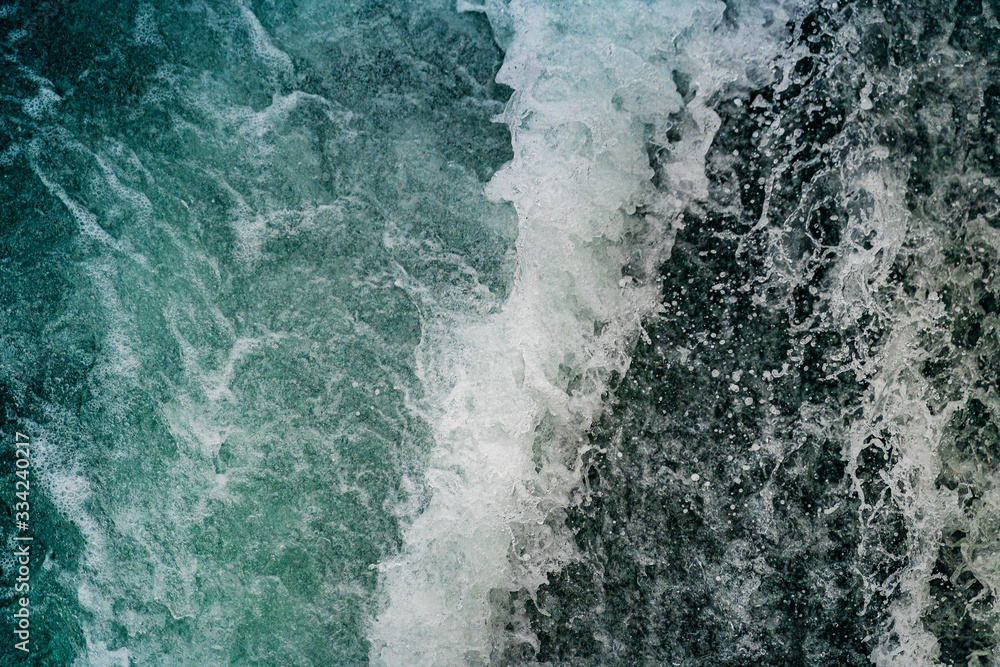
[28,136,151,268]
[84,263,142,378]
[93,151,155,227]
[23,419,122,660]
[238,91,352,140]
[180,91,353,265]
[856,322,958,667]
[826,172,909,325]
[800,154,955,663]
[237,0,294,84]
[77,636,130,667]
[22,86,61,119]
[133,3,163,47]
[213,175,267,263]
[31,163,130,255]
[369,0,798,663]
[28,423,106,556]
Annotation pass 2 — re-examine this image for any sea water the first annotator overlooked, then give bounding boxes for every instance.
[4,0,1000,666]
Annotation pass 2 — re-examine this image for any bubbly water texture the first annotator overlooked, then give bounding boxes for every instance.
[370,0,802,663]
[6,0,1000,666]
[516,2,1000,665]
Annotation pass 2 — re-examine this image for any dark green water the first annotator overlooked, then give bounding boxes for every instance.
[3,0,1000,665]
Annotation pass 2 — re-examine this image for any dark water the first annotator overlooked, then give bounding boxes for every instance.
[3,0,1000,666]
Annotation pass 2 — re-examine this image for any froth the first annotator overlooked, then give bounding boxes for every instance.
[237,0,294,87]
[77,636,131,667]
[132,3,163,47]
[368,0,798,663]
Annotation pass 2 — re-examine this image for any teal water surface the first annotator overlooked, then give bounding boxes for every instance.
[1,1,513,664]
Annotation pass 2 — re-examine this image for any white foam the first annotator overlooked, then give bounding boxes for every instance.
[860,338,957,667]
[22,85,60,119]
[0,141,19,166]
[236,0,294,85]
[93,150,155,228]
[368,1,801,663]
[213,174,267,263]
[852,178,1000,665]
[28,137,150,268]
[76,636,130,667]
[177,89,353,266]
[132,3,163,47]
[774,144,958,663]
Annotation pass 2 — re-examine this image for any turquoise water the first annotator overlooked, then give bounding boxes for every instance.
[1,1,513,664]
[6,0,1000,665]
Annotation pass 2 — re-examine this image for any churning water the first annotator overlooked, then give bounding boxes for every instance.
[3,0,1000,665]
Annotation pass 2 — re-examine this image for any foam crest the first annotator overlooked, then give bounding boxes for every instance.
[861,192,1000,663]
[368,1,802,663]
[770,101,981,662]
[31,164,128,255]
[22,416,122,666]
[77,637,130,667]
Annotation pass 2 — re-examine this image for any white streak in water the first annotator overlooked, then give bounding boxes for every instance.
[237,0,295,85]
